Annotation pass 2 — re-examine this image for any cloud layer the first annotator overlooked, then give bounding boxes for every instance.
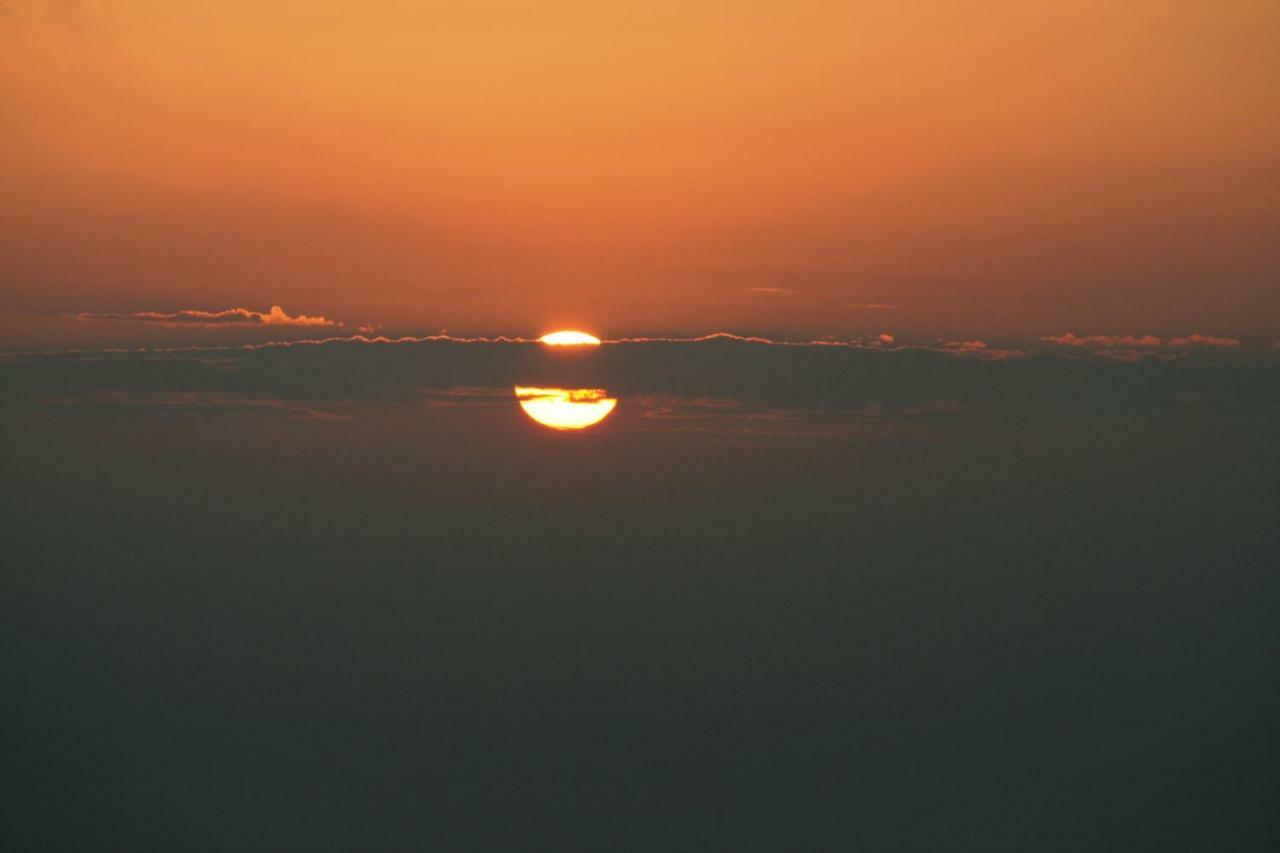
[4,334,1277,419]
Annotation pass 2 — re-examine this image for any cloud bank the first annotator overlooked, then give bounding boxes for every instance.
[4,334,1277,420]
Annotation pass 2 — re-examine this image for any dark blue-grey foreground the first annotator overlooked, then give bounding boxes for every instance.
[2,340,1278,850]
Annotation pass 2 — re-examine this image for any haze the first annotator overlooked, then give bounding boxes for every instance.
[3,1,1278,347]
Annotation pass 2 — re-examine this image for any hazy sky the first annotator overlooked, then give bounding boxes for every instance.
[3,1,1278,347]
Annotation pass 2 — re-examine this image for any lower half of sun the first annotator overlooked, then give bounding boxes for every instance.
[515,387,617,430]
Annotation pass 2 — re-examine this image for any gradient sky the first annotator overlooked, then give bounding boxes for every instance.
[2,1,1278,348]
[4,8,1280,846]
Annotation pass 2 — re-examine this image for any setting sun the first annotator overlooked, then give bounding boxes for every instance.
[539,331,601,346]
[514,387,617,430]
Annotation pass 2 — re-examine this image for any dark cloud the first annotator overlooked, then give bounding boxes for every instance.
[4,335,1277,417]
[33,389,351,420]
[634,394,743,418]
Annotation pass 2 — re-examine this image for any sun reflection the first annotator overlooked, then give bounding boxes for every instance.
[539,330,601,346]
[515,387,617,430]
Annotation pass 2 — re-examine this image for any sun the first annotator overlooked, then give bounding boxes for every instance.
[514,387,617,430]
[539,330,601,346]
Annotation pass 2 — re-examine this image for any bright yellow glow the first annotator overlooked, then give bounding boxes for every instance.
[515,387,617,430]
[539,330,601,346]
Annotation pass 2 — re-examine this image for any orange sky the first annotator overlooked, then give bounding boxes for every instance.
[2,1,1278,348]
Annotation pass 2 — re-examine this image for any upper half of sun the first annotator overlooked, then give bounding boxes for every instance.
[540,330,601,346]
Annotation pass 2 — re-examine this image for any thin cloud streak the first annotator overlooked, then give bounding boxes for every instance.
[1167,334,1242,348]
[604,332,899,349]
[33,390,351,420]
[939,339,1028,361]
[76,305,337,328]
[0,333,538,359]
[1043,333,1241,349]
[0,328,1154,366]
[0,328,1258,365]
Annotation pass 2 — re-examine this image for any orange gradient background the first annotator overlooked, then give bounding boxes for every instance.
[2,1,1278,348]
